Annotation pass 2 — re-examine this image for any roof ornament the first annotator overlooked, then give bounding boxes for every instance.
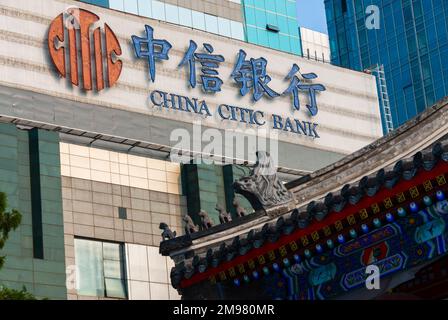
[232,198,247,217]
[159,222,177,241]
[183,214,199,235]
[199,210,214,230]
[233,151,296,218]
[216,203,232,224]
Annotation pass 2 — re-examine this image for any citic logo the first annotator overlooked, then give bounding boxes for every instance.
[47,8,122,91]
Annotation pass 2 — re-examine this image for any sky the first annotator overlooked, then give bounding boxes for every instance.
[296,0,328,34]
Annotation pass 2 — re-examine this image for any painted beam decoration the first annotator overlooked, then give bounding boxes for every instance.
[221,189,448,300]
[160,136,448,300]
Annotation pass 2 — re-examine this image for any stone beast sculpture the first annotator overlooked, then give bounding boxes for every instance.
[183,214,199,235]
[159,222,176,241]
[233,151,294,211]
[199,210,214,230]
[216,203,232,224]
[233,198,247,217]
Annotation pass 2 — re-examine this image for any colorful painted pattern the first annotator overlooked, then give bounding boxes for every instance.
[257,194,448,300]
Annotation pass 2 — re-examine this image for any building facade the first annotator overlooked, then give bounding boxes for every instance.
[162,99,448,300]
[242,0,302,55]
[325,0,448,132]
[0,0,381,300]
[80,0,328,60]
[79,0,245,41]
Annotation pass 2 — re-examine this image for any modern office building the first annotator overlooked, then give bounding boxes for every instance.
[0,0,382,300]
[325,0,448,133]
[80,0,310,57]
[242,0,302,55]
[299,27,330,63]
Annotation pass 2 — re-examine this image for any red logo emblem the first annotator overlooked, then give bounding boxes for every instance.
[48,8,122,91]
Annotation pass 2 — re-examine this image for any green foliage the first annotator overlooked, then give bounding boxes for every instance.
[0,192,38,300]
[0,192,22,269]
[0,286,37,300]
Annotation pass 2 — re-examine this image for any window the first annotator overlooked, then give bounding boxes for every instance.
[81,0,110,8]
[244,7,256,25]
[279,35,291,52]
[124,0,138,14]
[218,17,231,38]
[75,238,127,299]
[341,0,348,13]
[286,1,297,17]
[204,14,219,34]
[192,11,205,31]
[231,21,245,41]
[246,25,258,43]
[137,0,152,18]
[178,7,193,28]
[118,207,127,219]
[152,0,166,20]
[109,0,124,11]
[275,0,287,15]
[165,3,179,24]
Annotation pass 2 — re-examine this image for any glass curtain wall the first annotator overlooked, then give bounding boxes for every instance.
[80,0,245,41]
[325,0,448,129]
[242,0,302,55]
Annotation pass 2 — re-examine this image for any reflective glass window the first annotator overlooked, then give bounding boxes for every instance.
[266,12,278,27]
[231,21,245,40]
[287,18,299,36]
[257,29,269,47]
[109,0,124,11]
[245,0,254,7]
[124,0,138,14]
[152,0,166,20]
[218,17,231,37]
[192,11,206,30]
[246,25,258,43]
[178,7,193,28]
[75,238,104,297]
[255,9,267,26]
[205,14,219,34]
[165,3,179,24]
[277,15,288,34]
[265,0,276,13]
[268,31,280,50]
[83,0,110,7]
[75,238,127,299]
[275,0,287,15]
[279,34,291,52]
[137,0,152,18]
[286,1,297,17]
[244,7,256,25]
[290,37,301,55]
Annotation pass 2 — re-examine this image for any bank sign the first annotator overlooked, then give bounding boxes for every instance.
[48,8,325,139]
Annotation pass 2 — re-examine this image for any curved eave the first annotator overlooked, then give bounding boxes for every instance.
[178,159,448,289]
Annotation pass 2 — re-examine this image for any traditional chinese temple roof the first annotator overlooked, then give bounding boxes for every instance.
[160,98,448,292]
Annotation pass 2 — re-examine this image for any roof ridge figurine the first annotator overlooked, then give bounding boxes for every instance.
[183,214,199,235]
[199,210,214,230]
[159,222,176,241]
[216,203,232,224]
[232,198,247,217]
